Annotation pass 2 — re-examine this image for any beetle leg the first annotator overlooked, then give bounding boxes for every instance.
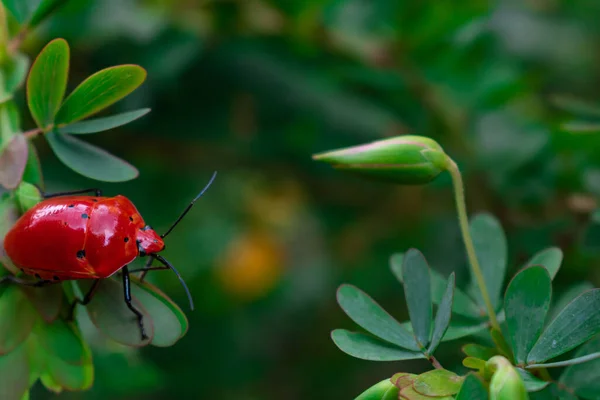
[129,258,168,281]
[122,266,148,341]
[0,275,55,287]
[67,279,101,320]
[43,188,102,198]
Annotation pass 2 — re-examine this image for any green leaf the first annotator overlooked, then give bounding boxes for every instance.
[455,374,488,400]
[37,320,85,365]
[4,53,30,95]
[548,282,595,323]
[55,65,147,125]
[0,133,28,190]
[21,284,62,323]
[428,273,455,354]
[491,328,515,362]
[400,385,454,400]
[57,108,151,135]
[131,279,188,347]
[336,284,419,351]
[463,357,486,371]
[551,95,600,118]
[505,266,552,365]
[0,286,37,354]
[525,247,563,280]
[29,0,71,28]
[462,344,498,361]
[77,279,153,347]
[0,343,29,400]
[356,379,397,400]
[413,369,464,397]
[560,334,600,398]
[528,289,600,364]
[391,254,483,319]
[46,346,93,391]
[330,330,424,361]
[517,369,550,392]
[469,213,507,311]
[26,38,69,129]
[391,372,417,389]
[1,0,36,23]
[21,142,43,187]
[46,131,139,182]
[402,248,432,348]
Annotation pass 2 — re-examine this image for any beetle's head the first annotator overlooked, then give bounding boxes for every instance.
[136,225,165,256]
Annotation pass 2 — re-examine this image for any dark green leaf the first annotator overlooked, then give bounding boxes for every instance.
[77,279,153,347]
[46,348,93,391]
[428,273,454,354]
[462,344,498,361]
[0,286,37,354]
[413,369,464,397]
[330,330,424,361]
[4,53,29,95]
[57,108,150,135]
[491,328,515,362]
[402,248,432,348]
[26,38,69,128]
[21,284,62,323]
[469,213,507,310]
[548,282,595,323]
[505,266,552,365]
[560,334,600,398]
[55,65,147,125]
[29,0,71,27]
[551,95,600,118]
[37,320,85,365]
[336,284,419,351]
[517,369,550,392]
[525,247,563,280]
[1,0,37,23]
[0,134,28,190]
[455,374,488,400]
[391,254,483,319]
[400,320,489,342]
[0,343,29,400]
[528,289,600,364]
[46,131,139,182]
[131,279,188,347]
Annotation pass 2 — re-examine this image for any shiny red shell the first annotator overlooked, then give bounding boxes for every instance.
[3,195,164,281]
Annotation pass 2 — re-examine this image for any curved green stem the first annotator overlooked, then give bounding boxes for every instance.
[446,157,500,331]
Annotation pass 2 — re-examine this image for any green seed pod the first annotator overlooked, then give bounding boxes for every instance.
[14,181,42,214]
[312,135,448,185]
[486,356,529,400]
[356,379,399,400]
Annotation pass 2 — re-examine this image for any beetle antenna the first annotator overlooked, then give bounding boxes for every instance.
[153,254,194,310]
[161,171,217,239]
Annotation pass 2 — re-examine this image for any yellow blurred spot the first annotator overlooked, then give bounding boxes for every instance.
[216,231,284,301]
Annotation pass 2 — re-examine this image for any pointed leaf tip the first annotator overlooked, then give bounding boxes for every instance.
[402,248,432,348]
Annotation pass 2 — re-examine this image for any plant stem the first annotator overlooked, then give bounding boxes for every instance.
[23,128,42,139]
[446,157,500,331]
[429,355,443,370]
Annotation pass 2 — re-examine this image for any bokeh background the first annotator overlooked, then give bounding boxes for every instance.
[19,0,600,398]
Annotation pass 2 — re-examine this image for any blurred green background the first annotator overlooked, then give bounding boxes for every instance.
[19,0,600,398]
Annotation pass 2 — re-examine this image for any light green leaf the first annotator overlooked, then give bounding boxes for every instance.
[26,38,69,129]
[356,379,397,400]
[55,65,146,125]
[391,253,483,319]
[4,53,29,95]
[525,247,563,280]
[428,273,454,354]
[462,344,498,361]
[0,286,37,354]
[400,385,454,400]
[528,289,600,364]
[560,334,600,399]
[131,278,188,347]
[0,343,29,400]
[402,248,432,348]
[57,108,150,134]
[413,369,464,397]
[331,329,424,361]
[37,320,85,365]
[469,213,507,310]
[517,369,550,392]
[77,279,153,347]
[455,374,488,400]
[46,131,139,182]
[336,284,419,351]
[505,266,552,365]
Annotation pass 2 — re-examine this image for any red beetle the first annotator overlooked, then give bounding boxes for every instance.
[1,172,217,340]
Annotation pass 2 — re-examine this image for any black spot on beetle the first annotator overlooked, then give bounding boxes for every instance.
[76,250,85,259]
[20,268,24,273]
[124,237,129,243]
[92,199,98,202]
[68,204,74,208]
[53,275,60,281]
[34,273,41,279]
[81,213,89,219]
[63,222,68,226]
[129,216,134,222]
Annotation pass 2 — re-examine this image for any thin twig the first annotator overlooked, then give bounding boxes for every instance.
[8,28,28,54]
[429,355,443,370]
[23,128,42,139]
